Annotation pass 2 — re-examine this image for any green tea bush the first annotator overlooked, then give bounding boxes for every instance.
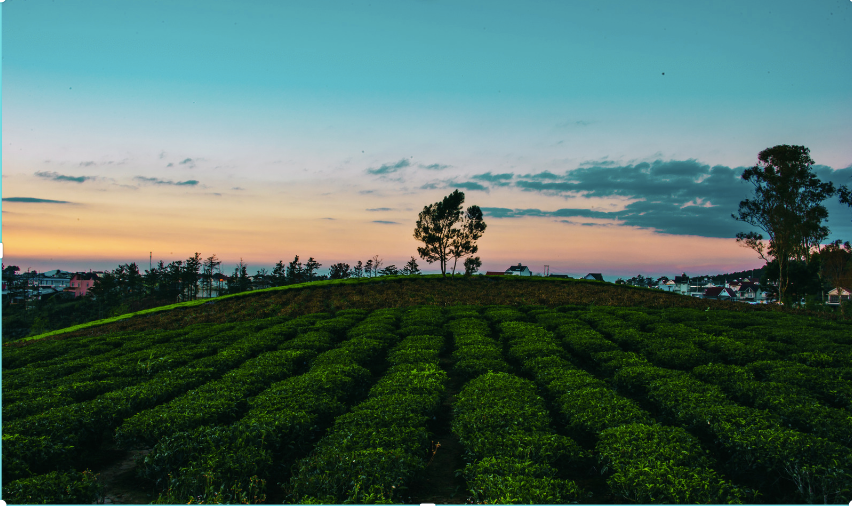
[597,424,746,504]
[453,372,584,504]
[289,332,445,503]
[2,469,102,504]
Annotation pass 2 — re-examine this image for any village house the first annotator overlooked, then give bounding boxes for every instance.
[505,263,532,276]
[583,273,604,281]
[827,287,851,306]
[69,272,100,297]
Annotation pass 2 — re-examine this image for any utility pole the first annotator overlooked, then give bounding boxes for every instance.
[150,252,153,272]
[544,265,550,277]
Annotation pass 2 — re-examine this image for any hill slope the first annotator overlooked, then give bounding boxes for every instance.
[3,276,851,504]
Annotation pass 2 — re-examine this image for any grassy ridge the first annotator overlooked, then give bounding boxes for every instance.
[8,275,791,346]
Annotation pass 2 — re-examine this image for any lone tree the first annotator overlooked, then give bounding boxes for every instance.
[414,190,487,276]
[733,145,835,303]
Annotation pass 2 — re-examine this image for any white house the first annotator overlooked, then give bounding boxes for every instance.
[505,263,532,276]
[827,287,851,306]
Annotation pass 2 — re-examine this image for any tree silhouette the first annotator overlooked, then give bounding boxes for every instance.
[415,190,486,276]
[402,256,420,275]
[733,145,835,303]
[328,263,352,280]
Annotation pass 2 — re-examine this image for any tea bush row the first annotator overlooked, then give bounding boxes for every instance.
[447,317,509,380]
[2,322,302,484]
[599,353,852,503]
[503,321,744,504]
[2,325,261,422]
[692,363,852,446]
[453,371,584,504]
[143,310,401,503]
[289,332,446,503]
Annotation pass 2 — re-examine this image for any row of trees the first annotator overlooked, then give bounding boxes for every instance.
[734,144,852,307]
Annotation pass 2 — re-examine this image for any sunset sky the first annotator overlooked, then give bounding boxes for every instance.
[3,0,851,279]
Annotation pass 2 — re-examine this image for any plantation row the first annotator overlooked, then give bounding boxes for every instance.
[2,304,852,503]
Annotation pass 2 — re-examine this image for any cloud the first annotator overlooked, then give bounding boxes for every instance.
[472,172,514,183]
[372,220,399,224]
[478,159,773,238]
[179,158,195,168]
[453,181,489,192]
[366,158,411,175]
[3,197,73,204]
[481,207,611,219]
[79,161,96,167]
[419,163,450,170]
[35,171,95,183]
[366,208,393,212]
[232,187,244,191]
[518,171,561,180]
[321,217,336,220]
[134,176,200,186]
[167,163,174,167]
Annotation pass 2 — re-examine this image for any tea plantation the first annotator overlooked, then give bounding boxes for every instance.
[3,278,852,503]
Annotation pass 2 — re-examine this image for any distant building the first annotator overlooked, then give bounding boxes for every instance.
[485,271,507,276]
[703,286,736,301]
[505,263,532,276]
[827,287,851,306]
[583,273,604,282]
[69,273,99,297]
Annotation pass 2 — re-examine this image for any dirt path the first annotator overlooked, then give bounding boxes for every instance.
[405,354,469,504]
[89,448,154,504]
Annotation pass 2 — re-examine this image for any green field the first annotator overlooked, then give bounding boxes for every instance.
[3,276,852,504]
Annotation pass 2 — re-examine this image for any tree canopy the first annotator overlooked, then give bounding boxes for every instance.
[414,190,487,276]
[733,145,835,302]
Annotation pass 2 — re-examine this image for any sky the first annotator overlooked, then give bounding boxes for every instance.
[2,0,851,280]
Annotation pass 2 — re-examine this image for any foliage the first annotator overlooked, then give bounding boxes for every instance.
[733,144,836,303]
[414,190,486,276]
[2,469,102,504]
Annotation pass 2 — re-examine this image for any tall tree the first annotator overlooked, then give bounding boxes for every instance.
[449,205,487,275]
[287,255,304,284]
[228,259,250,294]
[414,190,486,276]
[733,145,835,303]
[353,260,363,278]
[364,259,373,278]
[370,255,383,277]
[202,254,221,297]
[402,256,420,275]
[271,260,287,286]
[304,257,322,282]
[328,262,352,280]
[182,253,202,301]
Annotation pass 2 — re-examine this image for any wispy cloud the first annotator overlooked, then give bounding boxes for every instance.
[179,158,196,168]
[35,171,95,183]
[471,172,513,183]
[372,220,399,224]
[366,207,393,212]
[3,197,74,204]
[366,158,411,175]
[134,176,200,186]
[419,163,450,171]
[79,161,96,167]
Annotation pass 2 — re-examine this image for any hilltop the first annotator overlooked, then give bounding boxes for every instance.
[12,274,788,345]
